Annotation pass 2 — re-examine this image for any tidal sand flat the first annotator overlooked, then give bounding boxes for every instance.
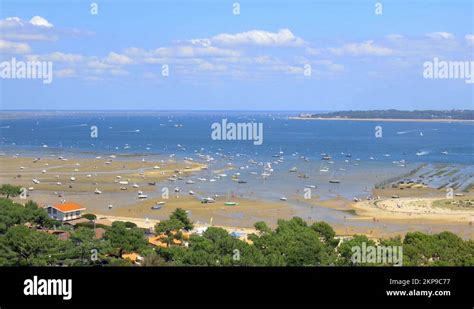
[1,112,473,238]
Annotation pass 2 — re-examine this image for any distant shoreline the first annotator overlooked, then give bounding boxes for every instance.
[289,117,474,123]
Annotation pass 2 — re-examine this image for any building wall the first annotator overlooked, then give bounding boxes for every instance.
[47,207,82,221]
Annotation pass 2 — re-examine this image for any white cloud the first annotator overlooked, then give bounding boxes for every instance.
[194,29,305,47]
[29,16,53,28]
[305,47,321,56]
[426,32,454,40]
[0,16,57,43]
[465,34,474,45]
[196,62,227,72]
[56,68,76,77]
[329,40,393,56]
[270,64,304,74]
[106,52,133,64]
[154,46,239,58]
[0,17,24,28]
[87,60,115,70]
[1,33,54,41]
[0,39,31,53]
[386,34,404,41]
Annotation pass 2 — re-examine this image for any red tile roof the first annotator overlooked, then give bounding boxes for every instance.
[51,202,85,212]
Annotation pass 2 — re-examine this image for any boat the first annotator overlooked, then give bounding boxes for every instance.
[319,167,329,172]
[441,151,448,155]
[289,167,297,172]
[108,205,113,209]
[225,201,239,206]
[329,179,341,184]
[70,177,76,181]
[186,180,195,184]
[151,205,162,210]
[148,182,156,185]
[132,183,139,188]
[94,188,102,194]
[201,197,215,203]
[305,185,317,189]
[156,201,166,205]
[238,180,247,184]
[280,197,288,201]
[189,190,195,195]
[322,156,331,160]
[138,194,148,199]
[32,178,40,184]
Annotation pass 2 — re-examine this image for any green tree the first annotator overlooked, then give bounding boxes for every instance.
[311,221,338,247]
[0,225,67,266]
[81,213,97,221]
[169,208,193,230]
[0,184,22,199]
[104,221,147,257]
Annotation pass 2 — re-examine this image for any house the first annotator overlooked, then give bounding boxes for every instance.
[46,202,86,222]
[121,252,144,265]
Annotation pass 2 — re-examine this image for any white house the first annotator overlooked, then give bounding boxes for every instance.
[46,202,86,222]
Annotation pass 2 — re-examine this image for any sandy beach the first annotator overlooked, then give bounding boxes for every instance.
[352,197,474,224]
[2,154,473,238]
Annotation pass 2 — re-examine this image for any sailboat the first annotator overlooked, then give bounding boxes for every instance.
[225,190,238,206]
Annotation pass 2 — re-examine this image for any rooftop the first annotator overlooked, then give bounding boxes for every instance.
[50,202,85,212]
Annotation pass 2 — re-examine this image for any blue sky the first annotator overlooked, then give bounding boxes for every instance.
[0,0,473,110]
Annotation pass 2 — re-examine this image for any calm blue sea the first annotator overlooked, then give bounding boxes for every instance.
[1,111,473,165]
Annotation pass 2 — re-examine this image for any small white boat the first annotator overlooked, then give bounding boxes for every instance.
[94,188,102,194]
[32,178,40,184]
[280,197,288,201]
[186,180,195,184]
[70,177,76,181]
[320,167,329,172]
[108,204,113,209]
[189,190,195,195]
[132,183,139,188]
[289,167,297,172]
[305,185,317,189]
[138,194,148,199]
[119,181,129,185]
